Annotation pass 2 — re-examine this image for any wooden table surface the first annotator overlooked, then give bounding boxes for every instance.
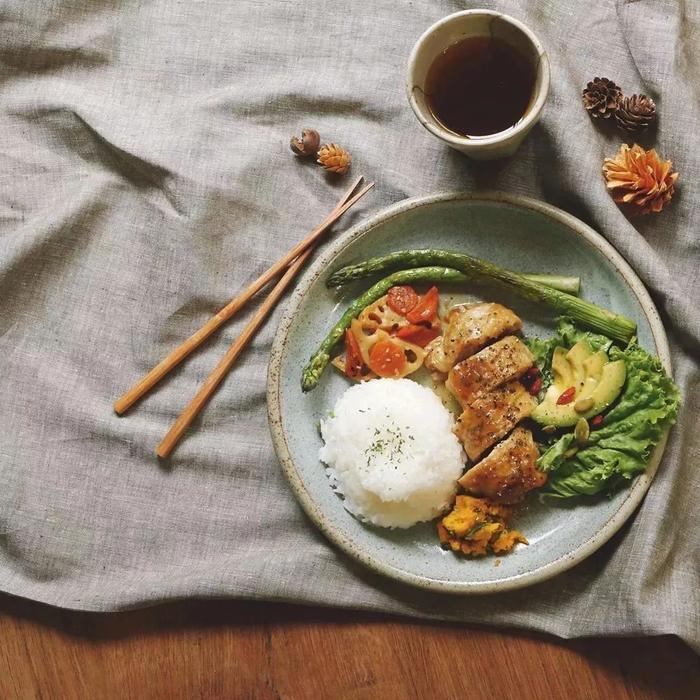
[0,594,697,699]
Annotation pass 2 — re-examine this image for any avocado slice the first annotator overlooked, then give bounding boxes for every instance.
[552,347,574,387]
[566,339,593,389]
[531,350,627,428]
[583,351,607,383]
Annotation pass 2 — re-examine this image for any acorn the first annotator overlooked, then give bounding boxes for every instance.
[290,128,321,157]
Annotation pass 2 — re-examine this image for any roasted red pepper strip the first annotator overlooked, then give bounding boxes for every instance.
[396,323,441,347]
[406,286,439,324]
[556,386,576,405]
[387,285,419,316]
[344,328,363,379]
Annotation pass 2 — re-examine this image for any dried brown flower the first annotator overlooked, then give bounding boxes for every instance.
[317,143,351,174]
[582,77,623,118]
[290,128,320,157]
[614,94,657,132]
[603,144,678,215]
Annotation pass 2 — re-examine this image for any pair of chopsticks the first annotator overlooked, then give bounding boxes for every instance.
[114,175,374,457]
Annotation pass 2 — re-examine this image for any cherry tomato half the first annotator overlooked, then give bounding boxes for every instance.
[387,286,419,316]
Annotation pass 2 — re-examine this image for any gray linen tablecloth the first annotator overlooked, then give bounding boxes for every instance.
[1,0,698,650]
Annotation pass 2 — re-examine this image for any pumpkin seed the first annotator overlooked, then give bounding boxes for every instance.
[564,447,579,459]
[574,396,595,413]
[574,417,590,446]
[541,424,557,434]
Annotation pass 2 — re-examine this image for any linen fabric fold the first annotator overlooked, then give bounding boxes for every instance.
[0,0,698,650]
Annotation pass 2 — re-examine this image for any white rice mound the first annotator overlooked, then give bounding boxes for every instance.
[319,378,465,529]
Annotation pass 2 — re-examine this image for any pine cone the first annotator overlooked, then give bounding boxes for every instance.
[317,143,351,174]
[582,77,623,118]
[603,143,678,215]
[614,94,656,132]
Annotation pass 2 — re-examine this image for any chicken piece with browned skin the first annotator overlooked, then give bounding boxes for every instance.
[454,380,536,461]
[425,303,523,374]
[458,427,546,503]
[446,335,534,407]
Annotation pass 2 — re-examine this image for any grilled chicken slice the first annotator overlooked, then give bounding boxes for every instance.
[458,427,546,503]
[454,380,536,461]
[446,335,534,407]
[425,303,523,374]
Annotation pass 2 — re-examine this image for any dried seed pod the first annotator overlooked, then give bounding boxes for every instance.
[603,143,678,215]
[574,417,590,446]
[290,128,321,157]
[582,77,623,119]
[317,143,351,174]
[614,94,657,132]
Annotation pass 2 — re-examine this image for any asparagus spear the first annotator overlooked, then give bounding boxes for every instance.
[327,250,635,341]
[301,267,464,392]
[516,274,580,296]
[302,258,637,391]
[328,250,583,294]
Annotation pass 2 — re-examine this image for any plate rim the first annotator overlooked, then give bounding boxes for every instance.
[266,191,672,594]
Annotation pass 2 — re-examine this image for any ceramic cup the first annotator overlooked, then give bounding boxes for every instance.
[406,10,550,160]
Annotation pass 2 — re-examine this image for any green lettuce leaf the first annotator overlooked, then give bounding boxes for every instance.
[525,319,612,395]
[555,318,612,354]
[534,319,680,499]
[536,433,574,472]
[525,334,557,392]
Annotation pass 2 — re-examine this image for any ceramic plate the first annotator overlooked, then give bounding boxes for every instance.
[267,192,671,593]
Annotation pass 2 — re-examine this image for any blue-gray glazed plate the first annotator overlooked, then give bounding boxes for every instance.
[267,192,671,593]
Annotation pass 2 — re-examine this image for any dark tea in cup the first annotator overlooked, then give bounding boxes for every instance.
[424,36,536,137]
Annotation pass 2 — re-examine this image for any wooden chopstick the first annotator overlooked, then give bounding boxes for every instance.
[156,246,313,458]
[114,176,373,415]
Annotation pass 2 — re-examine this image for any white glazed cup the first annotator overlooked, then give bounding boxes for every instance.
[407,10,550,160]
